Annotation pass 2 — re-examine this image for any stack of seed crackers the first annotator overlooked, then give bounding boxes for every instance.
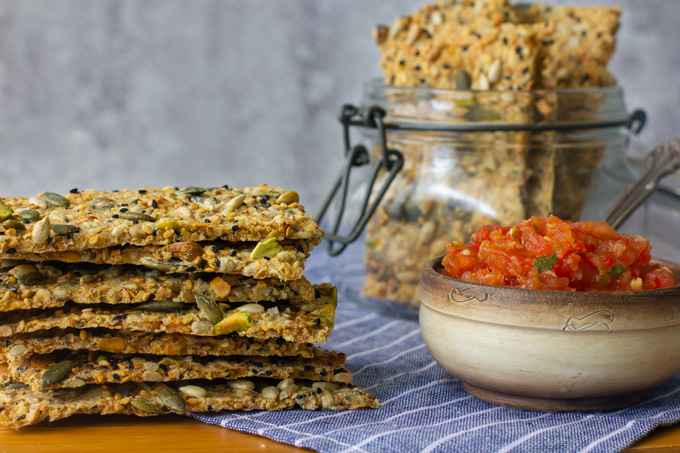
[0,185,377,428]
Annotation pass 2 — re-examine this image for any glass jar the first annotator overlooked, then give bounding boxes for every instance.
[323,80,646,318]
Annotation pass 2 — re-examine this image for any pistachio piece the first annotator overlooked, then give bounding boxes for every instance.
[194,293,224,325]
[3,219,25,231]
[40,360,74,388]
[119,212,155,222]
[32,216,52,245]
[131,397,167,413]
[276,190,299,205]
[51,224,80,235]
[0,201,13,221]
[213,311,251,335]
[250,238,282,259]
[179,186,206,195]
[157,384,186,411]
[157,219,180,230]
[136,301,187,312]
[42,192,70,208]
[19,209,40,221]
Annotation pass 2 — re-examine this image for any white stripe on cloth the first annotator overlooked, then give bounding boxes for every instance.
[578,420,637,453]
[331,319,404,349]
[419,413,553,453]
[352,343,428,376]
[291,395,475,445]
[496,415,597,453]
[335,407,505,453]
[346,330,423,362]
[364,361,439,391]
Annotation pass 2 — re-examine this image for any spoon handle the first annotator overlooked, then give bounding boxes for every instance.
[605,138,680,229]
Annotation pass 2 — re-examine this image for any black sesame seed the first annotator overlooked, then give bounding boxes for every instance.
[197,260,206,270]
[22,219,30,224]
[214,258,220,268]
[132,220,139,225]
[398,59,406,66]
[173,229,181,236]
[119,208,128,212]
[276,337,285,345]
[185,266,196,273]
[319,369,326,376]
[5,248,15,254]
[112,373,121,380]
[138,189,147,194]
[503,37,508,45]
[314,318,321,325]
[304,365,314,371]
[316,388,322,394]
[211,246,219,253]
[264,256,270,261]
[69,188,79,194]
[461,45,468,51]
[204,219,210,223]
[151,200,158,209]
[414,65,421,71]
[112,214,119,219]
[230,250,237,256]
[77,322,84,328]
[222,184,229,189]
[231,225,238,232]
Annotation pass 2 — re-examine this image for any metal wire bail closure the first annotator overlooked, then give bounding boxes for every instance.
[316,104,646,256]
[316,105,404,256]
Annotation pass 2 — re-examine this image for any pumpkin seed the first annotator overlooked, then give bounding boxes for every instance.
[194,293,224,325]
[179,186,206,195]
[131,397,166,413]
[0,201,13,221]
[42,192,70,208]
[140,258,181,273]
[136,301,187,312]
[3,219,25,231]
[40,360,74,387]
[18,272,44,286]
[119,212,155,222]
[19,210,40,221]
[157,384,186,411]
[455,70,472,90]
[51,224,80,235]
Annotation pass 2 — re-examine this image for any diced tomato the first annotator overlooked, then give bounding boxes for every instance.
[441,216,676,292]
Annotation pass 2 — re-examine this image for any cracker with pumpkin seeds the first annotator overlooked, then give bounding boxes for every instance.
[0,378,379,428]
[0,284,337,344]
[375,0,538,91]
[0,185,323,255]
[1,329,316,360]
[0,261,315,312]
[515,4,620,89]
[1,239,311,280]
[7,348,352,391]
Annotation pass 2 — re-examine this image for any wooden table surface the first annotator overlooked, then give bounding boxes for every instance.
[0,414,678,453]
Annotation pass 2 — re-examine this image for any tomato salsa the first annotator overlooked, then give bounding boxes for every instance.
[442,216,676,291]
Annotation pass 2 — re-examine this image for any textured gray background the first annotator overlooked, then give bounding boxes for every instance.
[0,0,677,215]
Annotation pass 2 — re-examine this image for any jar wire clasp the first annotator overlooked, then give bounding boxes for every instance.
[316,104,404,256]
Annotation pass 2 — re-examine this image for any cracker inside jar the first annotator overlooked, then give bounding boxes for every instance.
[362,0,623,306]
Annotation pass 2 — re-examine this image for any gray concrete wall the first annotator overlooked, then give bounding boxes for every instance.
[0,0,677,214]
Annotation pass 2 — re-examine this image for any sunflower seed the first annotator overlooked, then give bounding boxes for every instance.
[32,216,51,245]
[51,224,80,235]
[41,360,74,387]
[119,212,155,222]
[42,192,70,208]
[224,194,246,213]
[157,384,186,411]
[131,397,166,413]
[179,385,207,398]
[194,293,224,325]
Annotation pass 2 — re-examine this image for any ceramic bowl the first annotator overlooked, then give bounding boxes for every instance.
[419,255,680,412]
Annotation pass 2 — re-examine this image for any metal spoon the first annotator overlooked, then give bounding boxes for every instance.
[605,138,680,229]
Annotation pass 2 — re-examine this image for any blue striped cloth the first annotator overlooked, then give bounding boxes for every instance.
[190,247,680,453]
